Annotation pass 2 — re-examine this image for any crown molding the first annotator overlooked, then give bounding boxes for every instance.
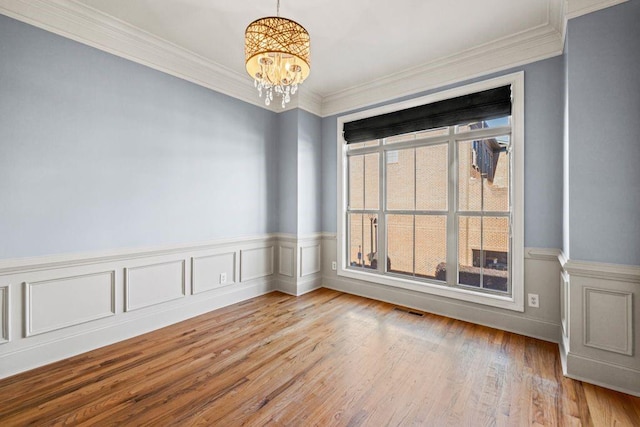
[320,22,564,117]
[275,87,324,116]
[566,0,628,19]
[551,0,568,45]
[549,0,567,32]
[0,0,323,115]
[296,88,324,117]
[0,0,624,119]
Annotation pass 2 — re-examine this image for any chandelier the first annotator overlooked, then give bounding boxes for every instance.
[244,0,310,108]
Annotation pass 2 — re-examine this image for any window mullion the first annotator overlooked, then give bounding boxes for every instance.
[413,148,417,277]
[480,216,484,290]
[412,214,416,277]
[360,213,364,268]
[447,127,457,287]
[480,173,485,290]
[378,144,386,274]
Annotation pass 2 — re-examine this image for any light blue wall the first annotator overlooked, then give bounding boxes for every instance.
[0,15,279,258]
[321,57,565,249]
[562,39,570,259]
[524,58,565,249]
[10,3,634,262]
[276,108,323,235]
[297,109,323,234]
[277,110,299,235]
[321,116,338,233]
[566,0,640,265]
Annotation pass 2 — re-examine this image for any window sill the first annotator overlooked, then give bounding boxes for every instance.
[337,267,524,312]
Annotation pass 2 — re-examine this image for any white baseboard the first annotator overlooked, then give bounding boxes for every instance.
[564,352,640,397]
[323,276,561,343]
[294,275,323,296]
[276,277,322,296]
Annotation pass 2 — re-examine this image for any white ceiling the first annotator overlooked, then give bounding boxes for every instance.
[75,0,550,97]
[0,0,623,115]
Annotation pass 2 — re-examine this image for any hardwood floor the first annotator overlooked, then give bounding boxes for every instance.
[1,289,638,426]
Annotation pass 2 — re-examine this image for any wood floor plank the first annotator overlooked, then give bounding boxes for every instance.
[0,288,638,426]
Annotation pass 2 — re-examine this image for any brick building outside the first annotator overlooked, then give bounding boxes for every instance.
[348,127,510,290]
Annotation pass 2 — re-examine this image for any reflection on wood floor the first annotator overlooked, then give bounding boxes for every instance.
[1,288,639,425]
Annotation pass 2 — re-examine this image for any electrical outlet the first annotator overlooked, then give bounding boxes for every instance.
[220,273,227,284]
[331,261,337,271]
[528,293,539,308]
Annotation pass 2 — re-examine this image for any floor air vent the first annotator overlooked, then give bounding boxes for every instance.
[393,307,424,317]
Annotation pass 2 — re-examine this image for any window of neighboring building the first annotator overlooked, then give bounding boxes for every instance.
[337,73,524,311]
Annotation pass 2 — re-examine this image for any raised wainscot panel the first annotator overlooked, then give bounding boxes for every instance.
[300,244,321,277]
[25,271,115,337]
[125,260,185,312]
[192,252,236,294]
[561,271,569,338]
[0,286,8,343]
[240,246,274,282]
[583,287,633,356]
[279,246,295,278]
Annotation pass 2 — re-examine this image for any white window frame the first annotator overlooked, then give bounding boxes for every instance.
[336,72,525,312]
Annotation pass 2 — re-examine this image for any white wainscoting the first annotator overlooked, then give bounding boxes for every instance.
[276,234,324,296]
[125,260,185,311]
[560,254,640,396]
[192,251,236,294]
[560,269,570,354]
[278,246,295,278]
[583,287,633,355]
[5,232,637,397]
[0,286,9,344]
[25,271,116,336]
[240,246,274,282]
[0,234,280,379]
[300,244,321,277]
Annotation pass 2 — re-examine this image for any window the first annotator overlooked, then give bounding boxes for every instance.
[337,73,524,311]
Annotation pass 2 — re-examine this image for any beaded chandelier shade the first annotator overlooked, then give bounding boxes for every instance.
[245,1,310,108]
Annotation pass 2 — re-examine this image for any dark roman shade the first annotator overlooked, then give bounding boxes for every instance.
[343,85,512,144]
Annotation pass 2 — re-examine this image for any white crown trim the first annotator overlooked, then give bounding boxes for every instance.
[0,0,324,116]
[566,0,628,19]
[0,0,628,118]
[320,23,564,116]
